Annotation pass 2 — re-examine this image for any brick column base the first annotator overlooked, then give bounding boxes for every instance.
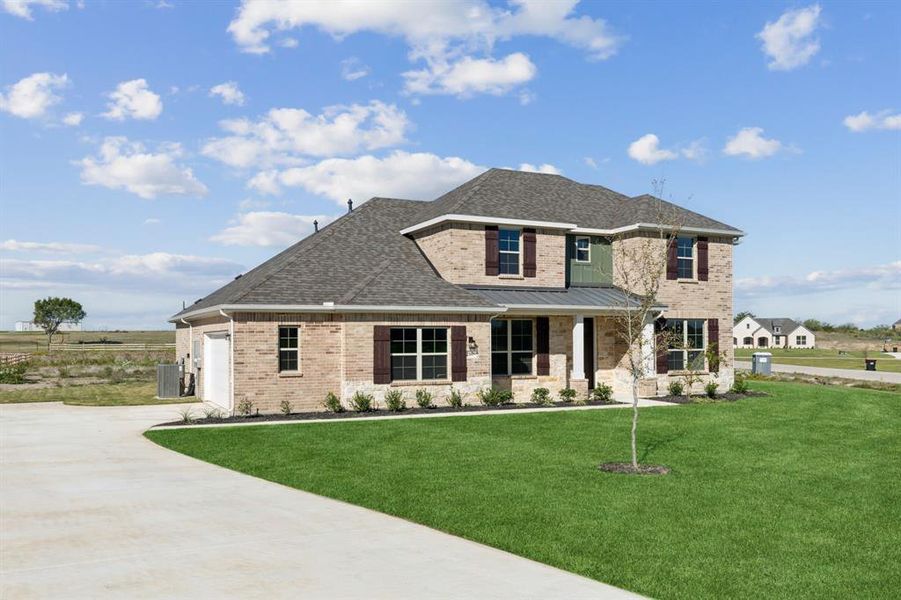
[638,378,658,398]
[570,378,589,401]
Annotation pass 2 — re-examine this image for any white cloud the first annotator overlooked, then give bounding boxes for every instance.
[238,197,271,211]
[62,111,83,126]
[255,151,485,205]
[627,134,678,165]
[227,0,621,98]
[583,157,597,169]
[736,261,901,297]
[516,162,562,174]
[77,137,208,199]
[102,79,163,121]
[143,218,161,225]
[201,100,410,169]
[722,127,784,159]
[0,72,68,119]
[843,110,901,132]
[756,4,822,71]
[340,57,370,81]
[278,37,299,48]
[1,0,67,20]
[210,211,333,247]
[209,81,245,106]
[680,138,708,162]
[0,239,102,253]
[403,52,537,97]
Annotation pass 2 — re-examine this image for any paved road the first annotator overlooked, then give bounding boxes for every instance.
[1,402,641,599]
[735,361,901,384]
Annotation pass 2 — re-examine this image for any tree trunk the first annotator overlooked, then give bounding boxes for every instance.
[631,379,639,469]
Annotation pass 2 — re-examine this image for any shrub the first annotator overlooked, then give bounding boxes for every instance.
[236,397,255,416]
[178,407,195,424]
[531,387,552,405]
[667,380,684,397]
[384,389,406,412]
[202,406,223,420]
[730,375,749,394]
[350,391,374,412]
[447,388,464,408]
[477,387,513,406]
[415,388,434,409]
[279,399,293,415]
[558,388,577,403]
[705,381,719,398]
[0,363,28,384]
[323,391,344,413]
[591,383,614,404]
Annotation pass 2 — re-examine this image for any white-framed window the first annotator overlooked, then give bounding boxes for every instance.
[390,327,448,381]
[278,326,299,372]
[574,236,590,262]
[498,228,520,275]
[667,319,705,371]
[676,237,694,279]
[796,335,807,345]
[491,319,533,375]
[774,335,781,344]
[774,325,782,334]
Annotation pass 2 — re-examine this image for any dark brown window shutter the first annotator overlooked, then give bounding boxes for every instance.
[666,238,678,280]
[485,226,499,276]
[536,317,550,375]
[707,318,720,373]
[451,326,467,382]
[697,237,709,281]
[523,228,537,278]
[373,326,390,384]
[655,317,669,374]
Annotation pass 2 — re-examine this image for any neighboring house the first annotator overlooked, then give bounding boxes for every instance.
[172,169,743,413]
[732,316,815,349]
[893,318,901,331]
[14,320,82,332]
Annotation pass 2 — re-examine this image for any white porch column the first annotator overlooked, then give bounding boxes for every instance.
[641,316,656,376]
[571,314,586,380]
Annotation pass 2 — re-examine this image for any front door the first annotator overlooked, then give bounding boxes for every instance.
[583,317,595,389]
[203,332,230,410]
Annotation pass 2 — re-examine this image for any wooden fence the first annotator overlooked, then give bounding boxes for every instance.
[51,343,176,352]
[0,353,30,366]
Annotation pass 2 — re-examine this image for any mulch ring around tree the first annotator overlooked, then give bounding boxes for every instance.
[656,391,768,404]
[155,399,623,427]
[598,463,671,475]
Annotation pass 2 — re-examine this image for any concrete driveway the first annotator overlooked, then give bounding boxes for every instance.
[0,402,640,599]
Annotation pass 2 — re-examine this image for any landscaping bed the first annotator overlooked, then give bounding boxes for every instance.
[655,390,767,404]
[156,398,624,427]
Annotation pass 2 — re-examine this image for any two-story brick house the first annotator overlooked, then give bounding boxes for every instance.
[172,169,743,413]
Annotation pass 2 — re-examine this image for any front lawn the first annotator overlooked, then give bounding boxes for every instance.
[146,381,901,599]
[0,382,194,406]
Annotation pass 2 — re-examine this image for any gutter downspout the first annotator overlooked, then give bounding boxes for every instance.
[219,309,235,414]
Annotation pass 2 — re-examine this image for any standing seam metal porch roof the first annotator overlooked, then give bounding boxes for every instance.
[463,286,665,311]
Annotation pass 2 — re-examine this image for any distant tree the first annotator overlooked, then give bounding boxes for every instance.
[734,311,755,324]
[33,297,85,348]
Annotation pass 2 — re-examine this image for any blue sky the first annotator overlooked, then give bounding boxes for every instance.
[1,0,899,330]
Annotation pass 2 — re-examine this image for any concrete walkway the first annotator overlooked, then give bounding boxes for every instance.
[0,402,642,599]
[735,360,901,383]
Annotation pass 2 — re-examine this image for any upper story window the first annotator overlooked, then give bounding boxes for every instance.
[574,236,590,262]
[278,326,299,372]
[498,228,520,275]
[491,319,533,376]
[390,327,448,381]
[676,237,694,279]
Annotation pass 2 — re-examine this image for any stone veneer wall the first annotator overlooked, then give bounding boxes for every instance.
[413,223,566,287]
[613,232,735,393]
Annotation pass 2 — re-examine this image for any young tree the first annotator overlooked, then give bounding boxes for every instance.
[607,183,683,472]
[33,297,85,348]
[734,310,755,324]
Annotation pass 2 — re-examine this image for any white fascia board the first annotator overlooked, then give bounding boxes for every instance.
[570,223,745,238]
[171,303,507,322]
[400,214,578,235]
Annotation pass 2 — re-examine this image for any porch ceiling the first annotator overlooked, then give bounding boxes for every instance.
[463,286,666,314]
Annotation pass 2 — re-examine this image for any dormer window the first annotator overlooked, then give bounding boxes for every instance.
[498,228,520,275]
[774,326,781,333]
[575,236,590,262]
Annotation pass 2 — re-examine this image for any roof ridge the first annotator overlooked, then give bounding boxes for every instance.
[433,169,496,215]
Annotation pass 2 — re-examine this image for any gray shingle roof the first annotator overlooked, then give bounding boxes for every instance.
[755,318,802,335]
[173,169,739,319]
[414,168,741,233]
[464,286,663,310]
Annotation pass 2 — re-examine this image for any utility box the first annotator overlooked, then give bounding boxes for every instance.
[157,364,183,398]
[751,352,772,376]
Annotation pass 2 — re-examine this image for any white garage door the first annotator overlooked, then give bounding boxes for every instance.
[203,332,230,410]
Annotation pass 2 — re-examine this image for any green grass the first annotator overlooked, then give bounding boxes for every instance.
[0,382,193,406]
[146,381,901,599]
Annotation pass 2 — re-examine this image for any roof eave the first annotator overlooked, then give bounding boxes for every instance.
[170,303,506,323]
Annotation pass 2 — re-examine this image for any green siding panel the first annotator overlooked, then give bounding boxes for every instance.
[566,235,612,286]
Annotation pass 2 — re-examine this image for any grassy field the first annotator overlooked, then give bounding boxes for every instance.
[146,381,901,599]
[0,330,175,352]
[735,348,901,372]
[0,382,193,406]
